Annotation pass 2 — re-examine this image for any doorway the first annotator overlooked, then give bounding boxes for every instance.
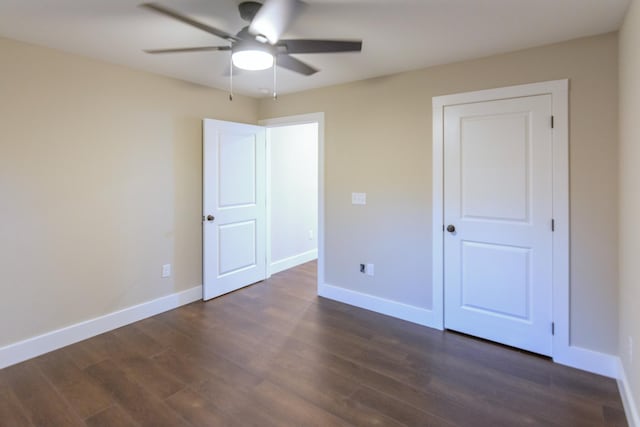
[261,113,324,285]
[266,122,319,276]
[202,113,324,300]
[432,80,569,358]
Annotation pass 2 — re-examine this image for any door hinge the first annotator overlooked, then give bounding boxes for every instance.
[442,224,445,232]
[551,218,555,232]
[202,215,205,222]
[551,115,555,129]
[551,322,555,335]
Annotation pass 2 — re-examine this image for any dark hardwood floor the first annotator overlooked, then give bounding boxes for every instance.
[0,261,627,426]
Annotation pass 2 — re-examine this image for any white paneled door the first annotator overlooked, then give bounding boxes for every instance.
[203,119,266,300]
[443,95,554,356]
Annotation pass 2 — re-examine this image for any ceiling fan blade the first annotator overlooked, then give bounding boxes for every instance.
[249,0,305,44]
[278,39,362,54]
[144,46,231,54]
[276,54,318,75]
[140,3,238,42]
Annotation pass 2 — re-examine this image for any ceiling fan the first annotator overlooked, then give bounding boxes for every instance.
[140,0,363,76]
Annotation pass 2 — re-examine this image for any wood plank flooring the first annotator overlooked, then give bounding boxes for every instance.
[0,261,627,426]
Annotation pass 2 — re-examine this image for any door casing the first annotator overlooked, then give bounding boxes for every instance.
[432,80,569,361]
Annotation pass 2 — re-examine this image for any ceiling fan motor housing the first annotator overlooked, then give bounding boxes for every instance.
[232,38,275,55]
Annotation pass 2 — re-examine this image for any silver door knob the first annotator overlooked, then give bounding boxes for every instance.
[446,224,456,233]
[206,215,215,222]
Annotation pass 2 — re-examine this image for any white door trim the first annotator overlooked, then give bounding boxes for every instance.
[259,113,325,287]
[432,80,569,360]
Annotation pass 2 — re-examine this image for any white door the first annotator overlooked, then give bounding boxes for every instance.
[443,95,553,356]
[203,119,266,300]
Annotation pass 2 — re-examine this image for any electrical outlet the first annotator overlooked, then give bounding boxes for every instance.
[359,263,374,276]
[162,264,171,278]
[308,229,313,240]
[366,263,375,276]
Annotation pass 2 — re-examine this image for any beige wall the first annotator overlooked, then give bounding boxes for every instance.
[0,31,620,357]
[618,0,640,414]
[259,33,619,354]
[0,37,258,347]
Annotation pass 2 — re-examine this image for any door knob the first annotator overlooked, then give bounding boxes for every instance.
[206,215,215,222]
[446,224,456,233]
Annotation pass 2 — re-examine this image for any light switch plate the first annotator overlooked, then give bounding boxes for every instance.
[162,264,171,278]
[352,192,366,205]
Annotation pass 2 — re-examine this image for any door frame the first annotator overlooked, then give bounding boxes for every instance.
[431,80,569,360]
[259,112,325,287]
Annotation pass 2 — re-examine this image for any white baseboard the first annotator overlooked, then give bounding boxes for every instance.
[318,282,439,329]
[0,285,202,369]
[618,358,640,427]
[553,345,619,378]
[270,249,318,275]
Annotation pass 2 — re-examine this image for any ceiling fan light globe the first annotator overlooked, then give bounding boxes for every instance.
[232,50,274,70]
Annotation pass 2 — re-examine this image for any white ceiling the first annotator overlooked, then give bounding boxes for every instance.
[0,0,630,97]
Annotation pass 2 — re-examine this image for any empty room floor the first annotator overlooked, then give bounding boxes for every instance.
[0,261,627,426]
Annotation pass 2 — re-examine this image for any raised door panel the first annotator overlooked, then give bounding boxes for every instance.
[461,241,531,321]
[218,132,257,208]
[461,113,530,223]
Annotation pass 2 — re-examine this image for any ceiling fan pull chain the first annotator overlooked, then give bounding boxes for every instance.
[229,51,234,101]
[273,56,278,100]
